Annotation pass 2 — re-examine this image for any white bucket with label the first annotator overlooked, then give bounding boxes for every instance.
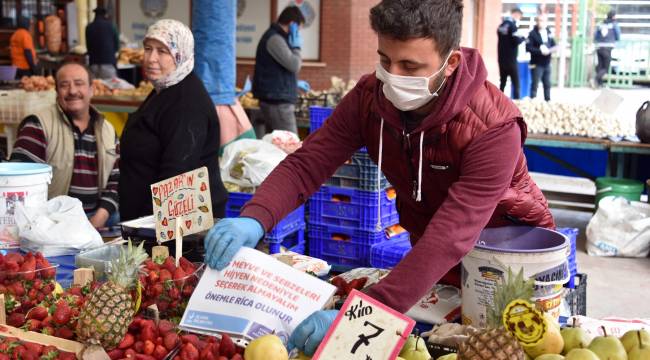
[461,226,570,328]
[0,163,52,248]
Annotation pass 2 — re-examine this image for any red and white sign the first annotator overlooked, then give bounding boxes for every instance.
[312,290,415,360]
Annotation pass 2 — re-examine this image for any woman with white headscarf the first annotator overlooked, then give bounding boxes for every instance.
[119,19,227,221]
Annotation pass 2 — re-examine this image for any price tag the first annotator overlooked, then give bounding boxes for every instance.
[312,290,415,360]
[150,167,214,243]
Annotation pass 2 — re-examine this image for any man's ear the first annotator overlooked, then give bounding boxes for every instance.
[445,50,462,77]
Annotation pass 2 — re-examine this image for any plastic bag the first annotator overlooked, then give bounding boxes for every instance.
[405,285,462,325]
[262,130,302,154]
[220,139,287,188]
[586,196,650,257]
[14,196,104,257]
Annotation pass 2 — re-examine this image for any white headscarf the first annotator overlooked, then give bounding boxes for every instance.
[144,19,194,91]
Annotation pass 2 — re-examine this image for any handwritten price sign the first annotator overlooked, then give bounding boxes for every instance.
[312,290,415,360]
[150,167,213,242]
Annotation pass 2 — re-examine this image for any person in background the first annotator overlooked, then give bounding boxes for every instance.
[10,17,37,78]
[10,62,120,228]
[526,14,556,102]
[497,7,525,99]
[252,6,305,135]
[119,19,227,221]
[594,10,621,88]
[204,0,554,355]
[86,6,119,80]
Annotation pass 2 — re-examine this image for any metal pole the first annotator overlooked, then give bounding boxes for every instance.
[558,0,569,88]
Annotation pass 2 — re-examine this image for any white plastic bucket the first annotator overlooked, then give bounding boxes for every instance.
[0,163,52,247]
[461,226,570,328]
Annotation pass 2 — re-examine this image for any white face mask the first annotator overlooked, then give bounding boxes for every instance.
[375,51,453,111]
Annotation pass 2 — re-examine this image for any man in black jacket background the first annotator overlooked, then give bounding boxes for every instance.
[527,14,556,102]
[497,7,525,99]
[86,7,119,80]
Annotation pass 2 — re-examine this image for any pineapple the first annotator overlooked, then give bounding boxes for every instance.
[458,267,532,360]
[76,241,148,350]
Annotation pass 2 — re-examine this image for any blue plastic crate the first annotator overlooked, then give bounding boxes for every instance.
[265,227,305,254]
[225,192,305,238]
[309,186,399,231]
[308,223,409,268]
[309,106,368,153]
[326,152,389,191]
[370,236,412,269]
[557,227,579,288]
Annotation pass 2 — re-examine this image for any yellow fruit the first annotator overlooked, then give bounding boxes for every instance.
[587,327,627,360]
[535,355,565,360]
[621,330,650,353]
[564,348,599,360]
[522,313,564,359]
[244,334,288,360]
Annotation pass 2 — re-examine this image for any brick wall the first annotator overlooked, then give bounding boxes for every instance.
[236,0,502,91]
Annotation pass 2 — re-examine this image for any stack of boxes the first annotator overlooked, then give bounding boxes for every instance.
[307,107,409,271]
[224,192,306,254]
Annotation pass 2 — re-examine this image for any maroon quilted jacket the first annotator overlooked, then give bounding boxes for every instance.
[241,47,554,312]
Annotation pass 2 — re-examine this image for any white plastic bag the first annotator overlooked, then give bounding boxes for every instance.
[262,130,302,154]
[405,284,462,325]
[586,196,650,257]
[14,196,104,257]
[220,139,287,188]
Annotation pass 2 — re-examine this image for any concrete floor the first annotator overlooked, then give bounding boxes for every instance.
[552,208,650,319]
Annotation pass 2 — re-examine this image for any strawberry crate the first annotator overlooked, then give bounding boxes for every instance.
[264,226,305,255]
[225,192,305,238]
[370,236,412,269]
[309,185,399,231]
[326,152,389,191]
[308,223,409,271]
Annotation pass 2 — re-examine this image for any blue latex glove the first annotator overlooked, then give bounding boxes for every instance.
[288,22,303,49]
[297,80,311,92]
[204,217,264,270]
[287,310,338,356]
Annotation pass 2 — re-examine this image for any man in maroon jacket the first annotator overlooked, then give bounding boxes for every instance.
[205,0,554,355]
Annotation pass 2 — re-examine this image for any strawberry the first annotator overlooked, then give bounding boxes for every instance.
[107,349,124,360]
[231,354,243,360]
[125,349,137,359]
[135,355,156,360]
[179,258,196,274]
[182,343,199,360]
[19,256,36,281]
[199,344,215,360]
[152,345,168,360]
[41,326,54,335]
[348,277,368,290]
[162,257,176,274]
[140,326,157,343]
[57,353,77,360]
[118,333,135,349]
[219,334,236,358]
[11,283,25,297]
[163,333,180,351]
[7,313,25,327]
[168,287,181,300]
[22,342,43,354]
[54,327,74,339]
[172,268,186,282]
[134,341,144,353]
[5,253,23,265]
[181,284,194,298]
[158,269,172,283]
[26,306,48,321]
[217,357,228,360]
[144,259,158,271]
[156,301,169,312]
[32,278,43,290]
[53,302,71,325]
[143,340,155,355]
[26,319,41,332]
[148,270,159,283]
[157,320,174,335]
[181,334,200,349]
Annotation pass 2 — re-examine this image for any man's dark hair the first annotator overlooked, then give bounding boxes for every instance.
[370,0,463,55]
[17,16,30,30]
[607,10,616,20]
[55,62,94,88]
[511,7,523,15]
[277,6,305,25]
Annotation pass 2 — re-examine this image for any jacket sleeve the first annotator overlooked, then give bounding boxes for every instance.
[614,23,621,41]
[510,22,525,45]
[365,122,522,312]
[98,138,120,215]
[240,82,366,231]
[526,32,541,55]
[266,34,302,74]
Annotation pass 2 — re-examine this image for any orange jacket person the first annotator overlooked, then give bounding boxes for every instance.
[10,17,37,78]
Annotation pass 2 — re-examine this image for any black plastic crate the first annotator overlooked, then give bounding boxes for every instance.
[564,273,587,316]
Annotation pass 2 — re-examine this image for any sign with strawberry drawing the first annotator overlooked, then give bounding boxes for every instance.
[150,167,214,242]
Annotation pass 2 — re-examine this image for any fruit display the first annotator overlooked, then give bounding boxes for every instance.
[76,241,148,350]
[514,98,635,138]
[92,80,153,97]
[244,333,286,360]
[20,75,55,92]
[0,252,58,320]
[108,317,176,360]
[0,336,76,359]
[139,256,203,320]
[399,333,432,360]
[118,48,145,65]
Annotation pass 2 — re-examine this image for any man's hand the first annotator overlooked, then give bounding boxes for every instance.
[89,208,110,229]
[288,22,303,50]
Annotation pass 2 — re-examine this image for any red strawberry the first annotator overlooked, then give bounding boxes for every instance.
[153,345,168,360]
[179,257,196,274]
[157,320,174,335]
[53,302,71,325]
[26,306,48,321]
[168,287,181,300]
[7,313,25,327]
[54,327,74,339]
[348,277,368,290]
[163,333,180,351]
[41,326,54,335]
[219,334,236,358]
[5,253,23,265]
[181,334,200,348]
[144,340,155,355]
[125,349,137,359]
[135,355,156,360]
[200,345,216,360]
[19,256,36,281]
[182,343,199,360]
[32,278,43,290]
[148,270,159,283]
[22,342,43,354]
[134,340,144,353]
[162,257,176,274]
[182,284,194,298]
[107,349,124,360]
[26,319,41,332]
[217,357,228,360]
[231,354,243,360]
[173,268,186,281]
[11,283,25,297]
[118,333,135,349]
[159,269,172,283]
[58,352,77,360]
[144,259,158,271]
[140,326,157,343]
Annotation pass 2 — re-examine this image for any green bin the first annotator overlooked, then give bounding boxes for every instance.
[595,177,643,208]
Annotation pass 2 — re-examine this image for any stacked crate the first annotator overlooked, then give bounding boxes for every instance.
[307,107,408,271]
[225,192,306,254]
